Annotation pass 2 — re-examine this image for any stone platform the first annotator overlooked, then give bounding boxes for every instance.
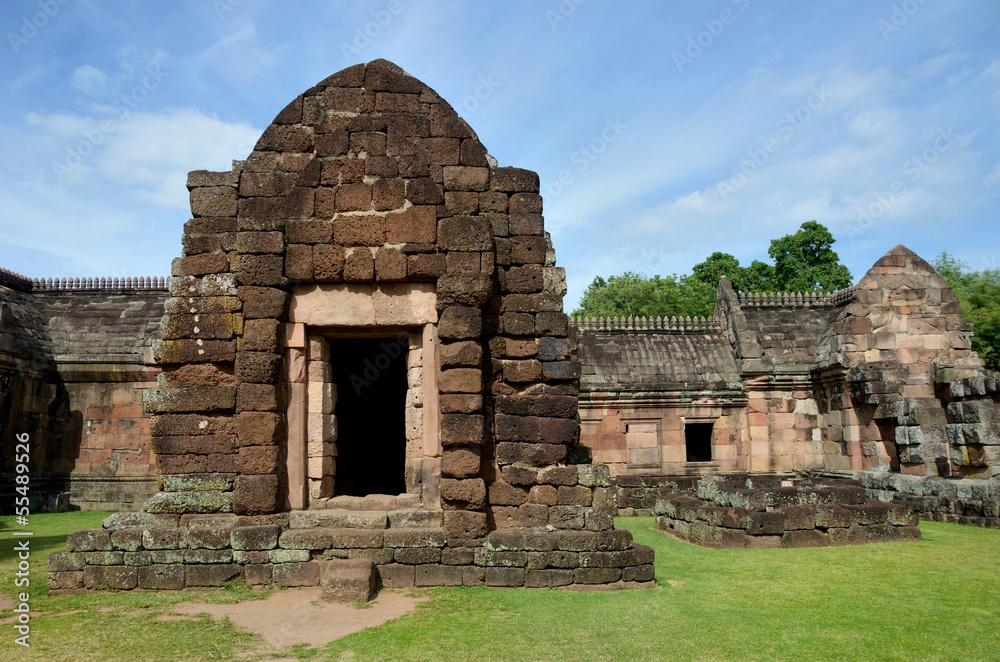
[48,498,656,593]
[858,471,1000,528]
[653,474,920,548]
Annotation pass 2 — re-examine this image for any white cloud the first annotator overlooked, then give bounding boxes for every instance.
[69,65,109,96]
[554,59,995,307]
[0,108,262,277]
[18,108,260,210]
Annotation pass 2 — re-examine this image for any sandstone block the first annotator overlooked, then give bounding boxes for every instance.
[490,167,539,193]
[438,217,492,251]
[378,563,415,589]
[443,166,489,192]
[84,565,137,590]
[48,571,84,591]
[185,564,243,587]
[322,558,376,602]
[442,446,481,478]
[234,474,281,516]
[67,529,111,552]
[190,187,237,217]
[238,286,288,319]
[441,478,486,508]
[509,193,542,214]
[273,561,322,587]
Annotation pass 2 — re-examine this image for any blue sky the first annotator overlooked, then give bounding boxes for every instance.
[1,0,998,309]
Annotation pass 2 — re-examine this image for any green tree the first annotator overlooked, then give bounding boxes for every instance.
[574,272,714,318]
[933,252,1000,371]
[691,252,742,288]
[768,220,853,292]
[742,259,779,291]
[691,252,779,292]
[575,221,852,318]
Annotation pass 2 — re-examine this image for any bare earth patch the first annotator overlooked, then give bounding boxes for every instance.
[166,588,426,649]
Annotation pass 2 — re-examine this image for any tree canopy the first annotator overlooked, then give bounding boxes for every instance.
[768,220,853,292]
[574,272,715,319]
[932,252,1000,371]
[573,221,853,318]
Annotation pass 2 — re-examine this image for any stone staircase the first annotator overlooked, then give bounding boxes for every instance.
[283,497,447,601]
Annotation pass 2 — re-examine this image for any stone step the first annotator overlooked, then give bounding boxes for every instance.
[323,493,422,511]
[280,527,385,550]
[279,526,449,551]
[289,508,444,530]
[387,509,443,528]
[322,558,375,603]
[289,510,388,530]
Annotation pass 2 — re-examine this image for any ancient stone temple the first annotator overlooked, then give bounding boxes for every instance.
[40,60,654,592]
[576,246,999,480]
[1,61,996,585]
[575,246,1000,531]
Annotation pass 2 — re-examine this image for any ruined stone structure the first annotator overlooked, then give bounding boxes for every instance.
[0,61,995,586]
[0,270,165,510]
[39,60,654,592]
[653,475,921,548]
[576,247,1000,482]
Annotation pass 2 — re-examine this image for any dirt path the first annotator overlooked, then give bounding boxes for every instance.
[165,588,426,650]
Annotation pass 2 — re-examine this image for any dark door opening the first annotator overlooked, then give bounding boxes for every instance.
[685,422,714,462]
[875,419,901,472]
[329,336,408,496]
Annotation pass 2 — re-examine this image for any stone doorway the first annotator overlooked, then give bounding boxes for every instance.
[328,336,409,497]
[284,283,440,511]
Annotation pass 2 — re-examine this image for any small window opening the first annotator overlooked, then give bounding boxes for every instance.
[685,422,714,463]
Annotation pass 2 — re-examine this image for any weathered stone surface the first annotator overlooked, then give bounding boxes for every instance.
[48,570,84,591]
[443,511,487,539]
[143,387,237,413]
[160,474,236,493]
[279,528,384,549]
[383,528,448,548]
[185,564,243,587]
[231,525,280,551]
[289,510,387,529]
[48,551,86,572]
[322,558,376,602]
[84,565,138,590]
[378,563,415,589]
[144,491,234,514]
[273,561,322,587]
[415,564,465,587]
[233,475,281,516]
[67,529,112,552]
[441,478,487,508]
[491,167,539,193]
[485,566,526,587]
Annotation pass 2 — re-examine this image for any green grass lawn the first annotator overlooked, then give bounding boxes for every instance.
[2,513,999,661]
